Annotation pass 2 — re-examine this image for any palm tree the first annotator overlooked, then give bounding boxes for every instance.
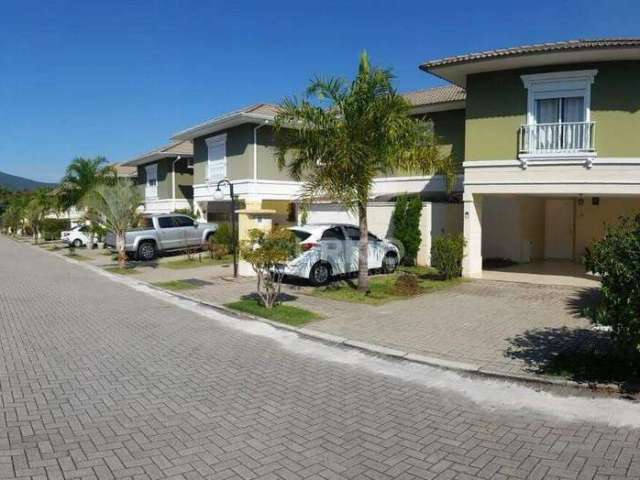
[274,52,453,291]
[83,179,141,267]
[59,156,116,248]
[24,188,54,243]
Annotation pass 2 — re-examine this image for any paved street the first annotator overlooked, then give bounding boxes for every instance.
[1,236,640,480]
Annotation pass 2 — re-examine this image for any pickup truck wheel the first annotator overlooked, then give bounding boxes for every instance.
[72,239,83,248]
[137,241,156,261]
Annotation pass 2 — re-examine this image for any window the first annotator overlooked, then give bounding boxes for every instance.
[145,164,158,199]
[343,226,360,240]
[138,217,154,229]
[174,216,194,227]
[521,70,597,154]
[158,217,175,229]
[205,134,227,183]
[290,229,311,242]
[186,158,194,169]
[321,227,345,240]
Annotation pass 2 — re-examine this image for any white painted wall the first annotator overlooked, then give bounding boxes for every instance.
[482,196,545,263]
[306,202,463,266]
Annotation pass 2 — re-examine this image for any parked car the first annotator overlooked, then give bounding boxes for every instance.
[282,223,400,286]
[105,214,218,261]
[61,224,92,248]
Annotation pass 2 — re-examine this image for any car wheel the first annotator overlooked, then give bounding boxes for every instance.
[309,262,331,286]
[137,241,156,261]
[72,239,83,248]
[381,253,398,274]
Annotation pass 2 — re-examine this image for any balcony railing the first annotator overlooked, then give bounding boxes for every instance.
[519,121,595,155]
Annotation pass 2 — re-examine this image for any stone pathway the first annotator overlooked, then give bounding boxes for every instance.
[2,235,640,480]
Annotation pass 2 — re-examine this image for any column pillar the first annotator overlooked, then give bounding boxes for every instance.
[462,193,483,278]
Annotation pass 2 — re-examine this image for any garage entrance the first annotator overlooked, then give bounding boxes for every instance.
[480,194,640,286]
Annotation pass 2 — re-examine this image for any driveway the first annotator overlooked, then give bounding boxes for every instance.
[1,235,639,480]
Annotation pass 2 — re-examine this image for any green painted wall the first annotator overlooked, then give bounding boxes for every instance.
[136,157,193,200]
[193,124,254,184]
[424,109,466,171]
[465,61,640,160]
[256,125,295,181]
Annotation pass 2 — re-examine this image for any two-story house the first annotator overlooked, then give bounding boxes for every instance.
[420,38,640,277]
[170,98,464,228]
[124,140,194,214]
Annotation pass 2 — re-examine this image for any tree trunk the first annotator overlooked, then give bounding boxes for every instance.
[357,201,369,292]
[116,233,126,268]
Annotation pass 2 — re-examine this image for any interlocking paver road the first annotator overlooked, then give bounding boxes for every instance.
[1,236,639,480]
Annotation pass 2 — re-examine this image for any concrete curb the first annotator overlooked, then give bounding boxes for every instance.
[28,239,624,395]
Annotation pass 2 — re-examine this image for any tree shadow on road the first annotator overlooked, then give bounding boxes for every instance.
[505,327,640,392]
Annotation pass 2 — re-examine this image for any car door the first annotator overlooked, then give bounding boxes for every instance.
[342,226,361,273]
[319,226,347,275]
[156,216,180,250]
[342,226,385,270]
[174,216,201,247]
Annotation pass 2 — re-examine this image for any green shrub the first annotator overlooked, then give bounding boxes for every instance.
[391,194,422,266]
[585,214,640,353]
[212,222,233,251]
[431,233,465,279]
[392,272,422,296]
[40,218,70,241]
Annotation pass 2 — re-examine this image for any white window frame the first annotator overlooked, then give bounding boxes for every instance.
[205,133,227,184]
[145,163,158,200]
[521,69,598,125]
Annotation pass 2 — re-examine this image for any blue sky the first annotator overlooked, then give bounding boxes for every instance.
[1,0,639,182]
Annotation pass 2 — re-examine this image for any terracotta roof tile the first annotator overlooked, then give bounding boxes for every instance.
[402,85,466,107]
[421,38,640,70]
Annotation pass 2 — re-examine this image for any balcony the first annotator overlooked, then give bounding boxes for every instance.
[519,122,595,157]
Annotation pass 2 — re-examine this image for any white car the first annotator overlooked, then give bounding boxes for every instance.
[61,224,92,248]
[283,223,400,285]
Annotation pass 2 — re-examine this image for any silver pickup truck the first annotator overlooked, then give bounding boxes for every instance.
[106,214,218,261]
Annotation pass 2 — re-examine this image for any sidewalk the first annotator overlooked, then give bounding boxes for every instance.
[41,240,606,385]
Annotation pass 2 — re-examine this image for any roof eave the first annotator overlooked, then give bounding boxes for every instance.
[172,113,274,141]
[420,46,640,87]
[410,100,466,114]
[122,151,193,167]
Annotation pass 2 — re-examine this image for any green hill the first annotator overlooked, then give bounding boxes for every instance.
[0,170,57,191]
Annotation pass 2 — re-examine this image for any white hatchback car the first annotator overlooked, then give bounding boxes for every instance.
[283,223,400,285]
[61,224,92,248]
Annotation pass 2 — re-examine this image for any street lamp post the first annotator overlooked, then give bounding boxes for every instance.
[213,179,238,278]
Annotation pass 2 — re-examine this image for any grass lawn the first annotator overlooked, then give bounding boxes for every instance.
[152,279,203,291]
[163,255,232,270]
[310,266,461,305]
[104,265,140,275]
[225,299,321,327]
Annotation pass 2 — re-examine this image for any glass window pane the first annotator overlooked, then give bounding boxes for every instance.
[343,226,360,240]
[562,97,585,123]
[321,227,345,240]
[535,98,560,123]
[158,217,175,229]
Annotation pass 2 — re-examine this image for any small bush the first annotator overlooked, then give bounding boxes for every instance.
[585,214,640,353]
[208,240,228,260]
[40,218,70,241]
[392,273,422,296]
[391,194,422,266]
[212,222,233,251]
[431,233,465,279]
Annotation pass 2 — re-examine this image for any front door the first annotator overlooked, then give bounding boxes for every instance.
[544,199,574,259]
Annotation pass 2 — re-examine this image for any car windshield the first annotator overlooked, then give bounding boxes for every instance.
[290,229,312,242]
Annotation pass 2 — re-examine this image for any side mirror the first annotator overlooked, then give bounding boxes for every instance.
[193,222,199,228]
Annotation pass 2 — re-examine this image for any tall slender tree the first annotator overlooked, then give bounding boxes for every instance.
[59,156,116,247]
[83,179,141,267]
[274,52,453,291]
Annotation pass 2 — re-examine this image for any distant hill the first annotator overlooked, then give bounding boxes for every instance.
[0,170,57,191]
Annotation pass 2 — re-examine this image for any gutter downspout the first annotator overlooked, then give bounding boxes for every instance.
[172,155,182,212]
[253,121,269,182]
